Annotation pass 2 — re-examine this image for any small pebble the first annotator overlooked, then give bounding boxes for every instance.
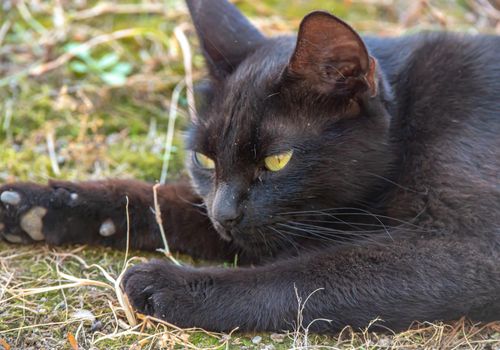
[90,320,103,332]
[270,333,285,343]
[261,345,275,350]
[72,309,95,322]
[252,336,262,344]
[54,301,67,311]
[377,337,391,347]
[219,334,231,343]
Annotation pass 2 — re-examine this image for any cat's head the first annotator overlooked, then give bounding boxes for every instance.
[185,0,394,254]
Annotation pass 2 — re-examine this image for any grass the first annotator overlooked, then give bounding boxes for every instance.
[1,0,500,349]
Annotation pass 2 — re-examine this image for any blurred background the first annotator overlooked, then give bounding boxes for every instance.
[0,0,499,184]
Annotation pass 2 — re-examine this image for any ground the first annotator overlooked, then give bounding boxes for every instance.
[1,0,500,349]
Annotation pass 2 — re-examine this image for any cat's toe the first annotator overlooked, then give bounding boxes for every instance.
[99,219,116,237]
[0,222,25,244]
[0,184,50,243]
[19,206,47,241]
[123,262,164,316]
[122,260,189,320]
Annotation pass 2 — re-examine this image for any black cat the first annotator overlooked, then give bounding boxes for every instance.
[1,0,499,333]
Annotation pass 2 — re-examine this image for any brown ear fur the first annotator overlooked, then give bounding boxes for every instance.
[288,11,377,97]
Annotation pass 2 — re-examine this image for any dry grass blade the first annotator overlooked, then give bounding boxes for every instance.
[160,81,185,184]
[46,130,61,176]
[114,264,137,327]
[72,3,167,20]
[174,23,197,122]
[152,183,181,265]
[123,196,131,270]
[0,20,11,46]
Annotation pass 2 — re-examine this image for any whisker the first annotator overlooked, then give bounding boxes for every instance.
[278,221,395,246]
[256,227,273,254]
[278,207,430,232]
[267,226,302,254]
[285,221,382,235]
[296,219,428,235]
[176,194,210,217]
[272,225,335,243]
[273,224,386,247]
[365,171,426,195]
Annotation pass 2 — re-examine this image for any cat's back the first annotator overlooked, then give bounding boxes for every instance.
[367,32,500,127]
[367,32,500,237]
[372,32,499,159]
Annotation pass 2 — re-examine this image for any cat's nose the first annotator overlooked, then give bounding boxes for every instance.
[213,203,242,229]
[212,183,243,229]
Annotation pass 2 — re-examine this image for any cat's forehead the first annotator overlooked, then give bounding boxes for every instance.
[201,41,295,140]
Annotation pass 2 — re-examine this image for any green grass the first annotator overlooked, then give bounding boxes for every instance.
[1,0,500,349]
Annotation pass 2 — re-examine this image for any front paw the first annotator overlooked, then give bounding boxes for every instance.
[122,260,212,327]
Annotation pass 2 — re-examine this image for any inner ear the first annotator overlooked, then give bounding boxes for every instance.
[287,11,377,97]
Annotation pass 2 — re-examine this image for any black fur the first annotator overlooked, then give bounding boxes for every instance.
[1,0,499,333]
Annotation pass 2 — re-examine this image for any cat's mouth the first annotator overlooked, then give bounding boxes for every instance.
[211,220,233,241]
[211,218,280,253]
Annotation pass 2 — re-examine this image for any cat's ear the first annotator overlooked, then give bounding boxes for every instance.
[186,0,266,79]
[287,11,378,97]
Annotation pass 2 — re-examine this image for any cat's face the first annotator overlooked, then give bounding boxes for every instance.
[185,0,394,253]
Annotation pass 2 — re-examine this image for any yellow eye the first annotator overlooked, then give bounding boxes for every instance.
[194,152,215,169]
[264,150,293,172]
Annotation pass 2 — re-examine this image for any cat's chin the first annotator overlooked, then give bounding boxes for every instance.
[211,221,280,255]
[211,220,233,242]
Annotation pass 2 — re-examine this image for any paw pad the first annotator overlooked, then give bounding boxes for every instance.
[1,191,21,206]
[3,233,23,244]
[20,206,47,241]
[99,219,116,236]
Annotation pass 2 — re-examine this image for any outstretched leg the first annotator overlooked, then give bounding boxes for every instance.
[0,179,237,261]
[123,236,500,332]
